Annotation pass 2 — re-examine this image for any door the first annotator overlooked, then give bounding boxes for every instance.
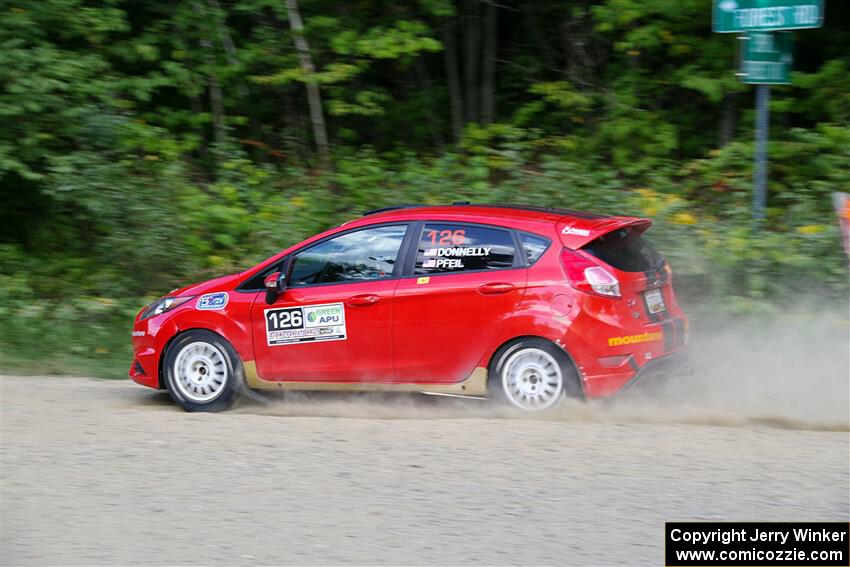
[392,222,527,383]
[251,223,409,382]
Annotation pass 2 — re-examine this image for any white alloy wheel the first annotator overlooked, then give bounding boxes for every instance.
[500,347,564,410]
[172,341,229,403]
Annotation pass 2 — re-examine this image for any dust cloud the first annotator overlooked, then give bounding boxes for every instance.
[233,309,849,432]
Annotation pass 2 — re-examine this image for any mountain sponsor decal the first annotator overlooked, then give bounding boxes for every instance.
[608,331,663,347]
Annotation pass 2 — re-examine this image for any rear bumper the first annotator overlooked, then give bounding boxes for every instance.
[618,349,691,394]
[579,348,690,398]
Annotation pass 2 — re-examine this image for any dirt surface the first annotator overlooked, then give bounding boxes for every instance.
[2,375,848,566]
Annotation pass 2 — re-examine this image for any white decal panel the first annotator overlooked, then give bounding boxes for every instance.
[561,226,591,237]
[264,302,346,346]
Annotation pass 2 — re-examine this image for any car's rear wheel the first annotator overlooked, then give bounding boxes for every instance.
[163,330,241,412]
[490,339,581,411]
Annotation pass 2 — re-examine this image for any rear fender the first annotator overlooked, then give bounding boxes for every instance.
[475,285,579,371]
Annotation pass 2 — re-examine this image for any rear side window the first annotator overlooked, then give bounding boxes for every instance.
[519,233,550,265]
[582,228,664,272]
[415,224,515,274]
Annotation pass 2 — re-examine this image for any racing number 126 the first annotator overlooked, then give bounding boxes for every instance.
[268,309,302,329]
[427,229,465,246]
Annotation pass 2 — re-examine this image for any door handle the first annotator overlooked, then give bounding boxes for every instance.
[478,282,515,295]
[347,294,381,307]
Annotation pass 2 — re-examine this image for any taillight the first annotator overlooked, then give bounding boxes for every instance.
[560,249,621,298]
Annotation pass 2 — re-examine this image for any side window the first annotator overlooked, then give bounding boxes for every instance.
[519,233,551,265]
[414,224,515,274]
[290,225,407,286]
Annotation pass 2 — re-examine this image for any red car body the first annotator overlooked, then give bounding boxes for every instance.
[130,204,688,408]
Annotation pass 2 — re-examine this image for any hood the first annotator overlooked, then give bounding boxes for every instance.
[166,272,244,298]
[557,215,652,249]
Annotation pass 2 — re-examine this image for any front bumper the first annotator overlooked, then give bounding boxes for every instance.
[129,315,179,390]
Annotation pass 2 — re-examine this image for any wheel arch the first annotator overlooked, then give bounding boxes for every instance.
[486,335,585,399]
[157,327,236,390]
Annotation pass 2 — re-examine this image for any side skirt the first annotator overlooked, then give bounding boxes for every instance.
[242,362,489,397]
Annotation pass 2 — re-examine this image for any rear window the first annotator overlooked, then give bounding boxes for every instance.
[582,228,664,272]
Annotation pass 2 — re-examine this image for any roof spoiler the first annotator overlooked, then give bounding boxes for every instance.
[557,217,652,250]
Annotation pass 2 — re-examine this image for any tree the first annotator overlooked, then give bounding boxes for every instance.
[284,0,331,172]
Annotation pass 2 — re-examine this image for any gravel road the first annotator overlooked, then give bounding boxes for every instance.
[1,375,848,566]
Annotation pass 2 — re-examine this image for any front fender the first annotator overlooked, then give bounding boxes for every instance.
[133,291,259,388]
[165,298,256,364]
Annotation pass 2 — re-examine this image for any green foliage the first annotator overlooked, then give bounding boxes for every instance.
[1,0,848,377]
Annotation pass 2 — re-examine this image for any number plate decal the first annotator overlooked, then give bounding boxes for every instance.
[644,289,667,314]
[264,302,347,346]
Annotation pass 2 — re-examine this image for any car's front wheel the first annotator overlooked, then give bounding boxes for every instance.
[490,339,581,411]
[163,330,241,412]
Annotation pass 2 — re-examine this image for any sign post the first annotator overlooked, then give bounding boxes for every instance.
[712,0,823,221]
[738,31,792,219]
[752,85,770,220]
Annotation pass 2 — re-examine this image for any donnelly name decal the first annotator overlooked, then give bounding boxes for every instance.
[423,246,492,257]
[422,246,492,269]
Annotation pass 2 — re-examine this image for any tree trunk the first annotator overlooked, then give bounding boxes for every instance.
[718,92,738,147]
[480,0,498,125]
[443,19,464,142]
[416,60,445,147]
[196,1,226,146]
[463,0,481,124]
[208,0,248,99]
[284,0,332,173]
[207,73,226,146]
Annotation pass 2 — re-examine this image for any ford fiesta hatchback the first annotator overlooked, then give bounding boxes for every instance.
[130,204,689,412]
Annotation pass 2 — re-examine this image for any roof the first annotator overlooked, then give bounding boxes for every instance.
[362,203,605,222]
[355,203,651,249]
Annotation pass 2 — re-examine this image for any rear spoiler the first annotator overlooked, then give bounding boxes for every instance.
[557,216,652,250]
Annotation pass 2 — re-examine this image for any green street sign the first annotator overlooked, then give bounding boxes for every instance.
[739,31,794,84]
[713,0,824,33]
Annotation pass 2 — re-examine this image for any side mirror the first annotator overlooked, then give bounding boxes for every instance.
[264,272,283,305]
[264,258,292,305]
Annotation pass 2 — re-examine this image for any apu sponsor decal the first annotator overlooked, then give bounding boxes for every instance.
[264,302,346,346]
[608,331,662,347]
[196,292,229,310]
[562,226,591,237]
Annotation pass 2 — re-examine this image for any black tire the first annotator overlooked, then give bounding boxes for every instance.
[163,330,243,412]
[489,338,582,411]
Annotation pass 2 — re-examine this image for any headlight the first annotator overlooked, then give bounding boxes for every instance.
[140,296,194,320]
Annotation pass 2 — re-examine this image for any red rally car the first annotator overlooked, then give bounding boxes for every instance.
[130,203,689,412]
